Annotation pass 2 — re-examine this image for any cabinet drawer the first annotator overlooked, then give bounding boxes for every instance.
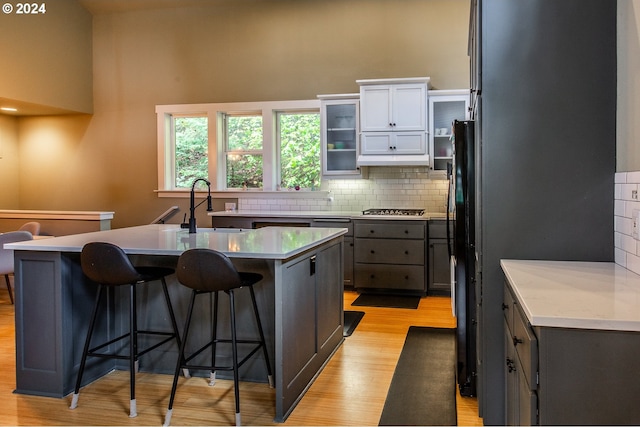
[354,264,425,291]
[355,222,425,239]
[513,305,538,391]
[428,220,453,239]
[355,238,425,264]
[312,219,353,236]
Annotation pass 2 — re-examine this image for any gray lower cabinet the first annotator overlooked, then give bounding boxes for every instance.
[278,241,343,417]
[503,281,640,425]
[354,220,427,294]
[427,220,452,296]
[211,215,354,288]
[312,219,354,288]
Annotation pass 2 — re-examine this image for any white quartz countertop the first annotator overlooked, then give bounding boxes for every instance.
[0,209,114,220]
[209,210,448,220]
[4,224,347,259]
[501,259,640,332]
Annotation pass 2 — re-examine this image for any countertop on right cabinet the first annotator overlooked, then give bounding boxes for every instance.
[501,259,640,425]
[501,259,640,331]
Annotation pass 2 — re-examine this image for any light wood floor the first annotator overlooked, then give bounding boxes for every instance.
[0,288,483,426]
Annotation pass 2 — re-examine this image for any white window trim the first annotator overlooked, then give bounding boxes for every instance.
[156,100,321,197]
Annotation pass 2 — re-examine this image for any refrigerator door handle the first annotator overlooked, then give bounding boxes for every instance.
[450,255,456,317]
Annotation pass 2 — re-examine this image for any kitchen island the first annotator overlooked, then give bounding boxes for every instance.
[6,224,347,422]
[501,259,640,425]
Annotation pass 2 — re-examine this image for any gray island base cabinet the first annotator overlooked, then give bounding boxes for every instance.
[501,260,640,425]
[8,225,347,423]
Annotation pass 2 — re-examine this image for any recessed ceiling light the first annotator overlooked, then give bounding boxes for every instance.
[1,107,18,112]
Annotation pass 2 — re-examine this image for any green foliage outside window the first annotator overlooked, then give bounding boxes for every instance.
[279,113,320,190]
[226,115,263,188]
[173,111,321,190]
[174,116,208,188]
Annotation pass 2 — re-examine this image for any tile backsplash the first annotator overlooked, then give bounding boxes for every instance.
[614,171,640,273]
[238,166,449,213]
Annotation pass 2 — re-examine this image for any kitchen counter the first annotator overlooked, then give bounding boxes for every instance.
[6,223,347,259]
[9,224,346,422]
[501,259,640,332]
[500,259,640,424]
[209,209,448,220]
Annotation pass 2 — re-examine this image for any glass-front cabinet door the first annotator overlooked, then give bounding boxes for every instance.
[428,89,470,179]
[319,94,365,178]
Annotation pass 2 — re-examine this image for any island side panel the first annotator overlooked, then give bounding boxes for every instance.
[274,238,344,422]
[14,251,115,397]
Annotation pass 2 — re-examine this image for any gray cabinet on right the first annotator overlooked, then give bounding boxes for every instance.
[502,280,640,425]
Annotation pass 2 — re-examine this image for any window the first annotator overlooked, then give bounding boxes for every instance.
[173,115,208,189]
[278,111,321,190]
[156,100,321,193]
[224,113,263,189]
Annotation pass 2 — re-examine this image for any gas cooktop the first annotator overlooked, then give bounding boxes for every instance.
[362,208,425,216]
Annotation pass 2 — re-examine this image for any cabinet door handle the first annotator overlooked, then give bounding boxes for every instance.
[502,303,509,311]
[310,255,316,276]
[506,357,516,373]
[404,230,409,234]
[512,336,523,347]
[369,230,375,234]
[370,250,375,254]
[404,250,409,255]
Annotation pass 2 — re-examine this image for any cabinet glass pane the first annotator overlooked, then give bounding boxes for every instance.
[326,104,357,172]
[433,100,466,133]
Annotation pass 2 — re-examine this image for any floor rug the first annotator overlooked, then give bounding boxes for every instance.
[351,293,420,309]
[378,327,457,426]
[343,310,365,337]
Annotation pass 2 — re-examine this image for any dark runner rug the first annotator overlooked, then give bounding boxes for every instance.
[343,310,365,337]
[379,327,457,426]
[351,293,420,309]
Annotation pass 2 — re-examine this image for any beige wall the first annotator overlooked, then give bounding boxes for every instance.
[0,115,19,207]
[3,0,470,228]
[618,0,640,171]
[0,0,92,113]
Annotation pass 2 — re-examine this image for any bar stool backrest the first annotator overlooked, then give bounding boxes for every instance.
[177,248,242,292]
[81,242,141,286]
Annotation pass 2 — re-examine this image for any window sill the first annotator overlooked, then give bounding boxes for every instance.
[156,190,330,199]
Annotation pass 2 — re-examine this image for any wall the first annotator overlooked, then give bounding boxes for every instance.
[0,0,92,113]
[618,0,640,171]
[8,0,470,228]
[0,115,19,207]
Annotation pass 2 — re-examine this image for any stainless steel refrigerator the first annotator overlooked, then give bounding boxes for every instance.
[448,119,477,397]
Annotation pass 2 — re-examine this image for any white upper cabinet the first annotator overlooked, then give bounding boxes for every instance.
[359,80,427,132]
[428,89,470,178]
[318,94,366,179]
[357,77,430,166]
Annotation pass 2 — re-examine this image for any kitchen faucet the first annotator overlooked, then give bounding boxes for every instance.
[186,178,213,233]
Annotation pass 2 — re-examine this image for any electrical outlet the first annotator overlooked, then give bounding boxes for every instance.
[633,189,638,200]
[633,209,640,239]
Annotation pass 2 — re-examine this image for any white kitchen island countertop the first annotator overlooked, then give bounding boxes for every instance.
[501,259,640,332]
[209,209,448,220]
[5,223,347,259]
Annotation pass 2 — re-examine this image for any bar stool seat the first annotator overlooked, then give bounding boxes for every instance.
[164,248,273,427]
[69,242,182,418]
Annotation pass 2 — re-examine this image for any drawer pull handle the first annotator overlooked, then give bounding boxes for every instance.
[405,230,409,234]
[370,230,375,234]
[370,250,375,254]
[405,250,409,255]
[513,336,523,347]
[370,274,375,279]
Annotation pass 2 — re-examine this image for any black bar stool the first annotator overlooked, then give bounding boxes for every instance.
[69,242,182,418]
[163,248,273,427]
